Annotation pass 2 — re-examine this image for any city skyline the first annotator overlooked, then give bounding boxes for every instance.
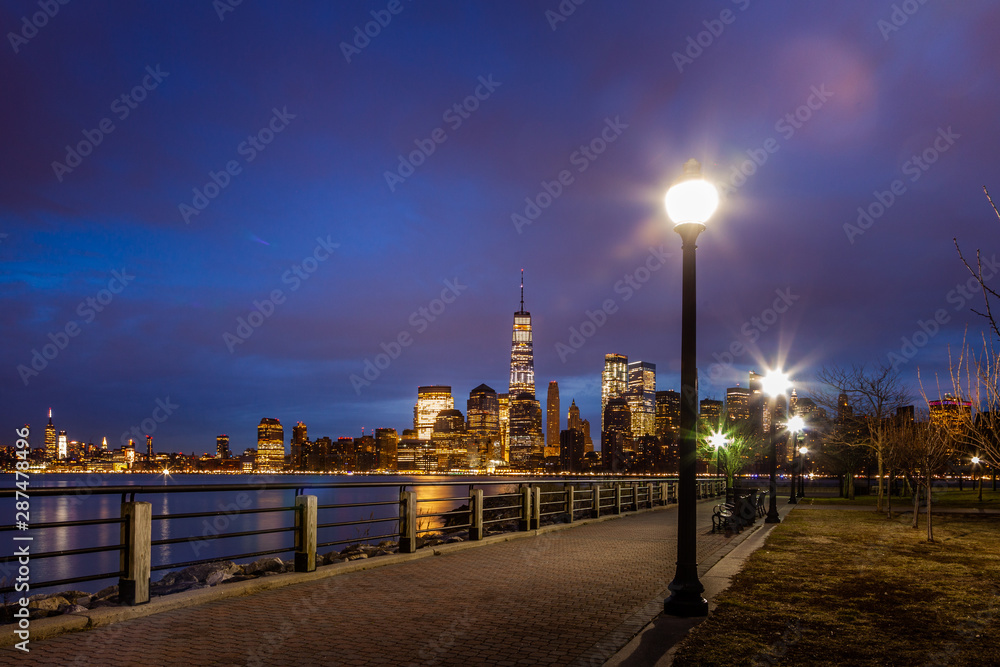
[4,3,1000,453]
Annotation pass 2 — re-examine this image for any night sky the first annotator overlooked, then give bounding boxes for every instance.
[3,1,1000,455]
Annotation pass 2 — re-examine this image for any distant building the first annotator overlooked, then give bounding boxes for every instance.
[414,386,454,440]
[929,394,972,431]
[627,361,656,437]
[57,430,68,460]
[508,392,543,468]
[375,428,398,470]
[559,428,585,472]
[291,422,308,471]
[217,435,231,459]
[509,271,536,397]
[468,384,500,466]
[602,397,632,472]
[45,409,57,461]
[602,354,628,433]
[655,390,680,438]
[498,393,510,462]
[546,381,560,457]
[255,418,285,472]
[354,435,377,472]
[700,399,723,429]
[432,409,469,469]
[725,386,751,425]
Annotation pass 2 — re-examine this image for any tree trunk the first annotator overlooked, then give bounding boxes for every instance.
[926,469,934,542]
[848,471,856,500]
[886,469,892,518]
[876,451,884,513]
[911,482,919,528]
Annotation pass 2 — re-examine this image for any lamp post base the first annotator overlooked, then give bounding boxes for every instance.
[664,586,709,617]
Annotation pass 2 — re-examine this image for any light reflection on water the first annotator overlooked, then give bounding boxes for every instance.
[0,473,519,597]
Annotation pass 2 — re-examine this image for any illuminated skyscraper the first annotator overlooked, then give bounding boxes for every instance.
[101,436,108,451]
[601,354,628,432]
[497,393,510,462]
[567,399,582,431]
[509,392,543,468]
[468,384,500,465]
[291,422,308,471]
[414,386,454,440]
[545,381,560,455]
[45,408,57,461]
[655,390,680,438]
[57,430,68,460]
[217,435,231,459]
[256,418,285,471]
[725,386,751,425]
[626,361,656,437]
[432,409,469,469]
[146,435,153,460]
[700,399,723,429]
[509,271,535,397]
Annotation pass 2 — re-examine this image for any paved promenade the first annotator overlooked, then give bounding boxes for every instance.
[1,502,741,667]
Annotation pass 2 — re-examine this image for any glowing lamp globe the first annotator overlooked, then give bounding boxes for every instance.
[707,432,727,450]
[972,456,980,465]
[787,416,805,432]
[665,159,719,227]
[761,369,791,397]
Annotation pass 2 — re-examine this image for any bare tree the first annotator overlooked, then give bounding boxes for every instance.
[814,363,911,510]
[941,336,1000,468]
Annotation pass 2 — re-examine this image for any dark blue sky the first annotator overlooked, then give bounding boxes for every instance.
[3,1,1000,454]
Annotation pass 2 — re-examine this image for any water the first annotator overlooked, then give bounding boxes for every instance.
[0,473,519,598]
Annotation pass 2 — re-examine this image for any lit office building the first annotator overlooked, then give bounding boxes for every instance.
[602,354,628,433]
[725,386,751,425]
[545,381,560,457]
[217,434,231,459]
[655,390,680,438]
[601,398,632,472]
[255,418,285,472]
[45,409,57,461]
[509,271,536,398]
[290,422,308,471]
[626,360,656,437]
[375,428,399,470]
[467,384,500,465]
[508,392,543,468]
[414,386,454,440]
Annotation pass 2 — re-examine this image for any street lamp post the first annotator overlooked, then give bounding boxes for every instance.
[798,446,808,497]
[787,416,804,505]
[972,456,982,502]
[663,159,719,618]
[762,370,791,524]
[708,431,728,497]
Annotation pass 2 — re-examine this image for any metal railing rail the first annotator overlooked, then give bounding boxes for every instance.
[0,477,726,603]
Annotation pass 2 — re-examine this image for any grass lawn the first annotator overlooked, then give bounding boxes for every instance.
[806,488,1000,508]
[671,510,1000,666]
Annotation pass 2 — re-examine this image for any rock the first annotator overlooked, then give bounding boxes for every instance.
[29,596,69,612]
[75,596,92,608]
[94,585,118,600]
[62,605,88,615]
[175,561,240,583]
[28,608,53,620]
[225,575,254,584]
[445,537,464,544]
[358,545,377,554]
[346,553,368,561]
[244,557,284,575]
[205,571,232,586]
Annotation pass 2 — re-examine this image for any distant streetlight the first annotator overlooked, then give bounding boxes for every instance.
[787,416,805,505]
[663,158,719,619]
[708,431,728,490]
[762,369,790,523]
[972,456,983,502]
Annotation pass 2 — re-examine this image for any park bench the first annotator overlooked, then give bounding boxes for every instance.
[712,503,736,533]
[756,491,767,518]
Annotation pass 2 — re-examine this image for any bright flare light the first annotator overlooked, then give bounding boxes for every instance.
[761,369,791,397]
[799,447,808,455]
[972,456,981,465]
[787,416,805,432]
[707,431,728,450]
[664,159,719,227]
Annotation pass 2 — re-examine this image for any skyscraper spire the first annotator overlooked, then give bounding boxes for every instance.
[520,268,524,312]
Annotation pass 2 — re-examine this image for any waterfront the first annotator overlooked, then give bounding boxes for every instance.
[0,473,520,598]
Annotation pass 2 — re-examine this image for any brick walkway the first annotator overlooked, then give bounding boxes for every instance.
[2,503,734,667]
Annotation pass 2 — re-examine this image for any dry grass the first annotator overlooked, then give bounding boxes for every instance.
[671,510,1000,666]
